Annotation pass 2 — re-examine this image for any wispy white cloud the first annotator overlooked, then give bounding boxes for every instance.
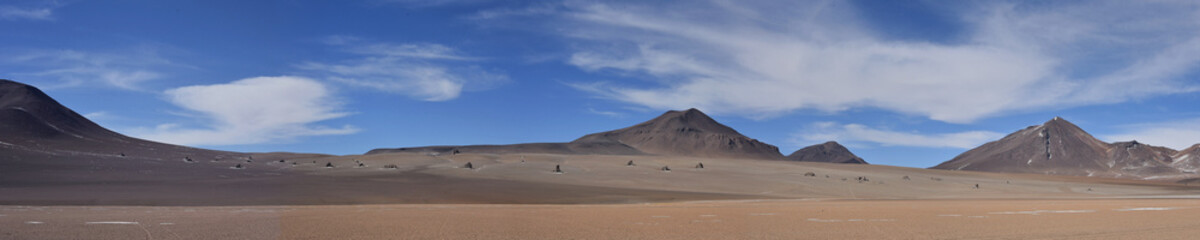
[797,122,1004,149]
[1102,118,1200,150]
[519,1,1200,123]
[129,76,358,146]
[587,108,623,118]
[0,5,53,21]
[2,47,179,90]
[372,0,490,8]
[301,37,506,101]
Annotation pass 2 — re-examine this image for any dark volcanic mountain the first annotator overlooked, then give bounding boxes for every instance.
[1,79,123,142]
[370,108,785,160]
[932,117,1184,179]
[572,108,783,159]
[0,79,233,158]
[786,141,867,164]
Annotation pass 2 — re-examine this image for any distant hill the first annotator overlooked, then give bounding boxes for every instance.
[932,117,1187,179]
[370,108,787,160]
[571,108,783,159]
[786,141,867,164]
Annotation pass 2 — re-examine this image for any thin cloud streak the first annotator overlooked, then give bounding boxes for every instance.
[301,37,507,101]
[798,122,1005,149]
[0,5,53,21]
[1102,118,1200,150]
[1,48,180,90]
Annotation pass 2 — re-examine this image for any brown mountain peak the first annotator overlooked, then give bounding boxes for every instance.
[933,116,1182,179]
[786,141,867,164]
[572,108,782,159]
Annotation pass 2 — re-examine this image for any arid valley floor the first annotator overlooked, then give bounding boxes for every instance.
[4,152,1200,239]
[5,79,1200,239]
[5,199,1200,239]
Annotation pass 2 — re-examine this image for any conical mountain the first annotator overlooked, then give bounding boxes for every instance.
[932,117,1180,178]
[786,141,867,164]
[572,108,783,159]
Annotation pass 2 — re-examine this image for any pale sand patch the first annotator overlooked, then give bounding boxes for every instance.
[1116,207,1176,211]
[85,221,139,225]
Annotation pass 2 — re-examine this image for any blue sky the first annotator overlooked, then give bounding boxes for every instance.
[3,0,1200,168]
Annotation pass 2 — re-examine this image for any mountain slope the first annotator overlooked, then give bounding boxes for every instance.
[0,79,230,157]
[572,108,783,159]
[932,117,1183,179]
[370,108,785,160]
[1171,144,1200,173]
[786,141,867,164]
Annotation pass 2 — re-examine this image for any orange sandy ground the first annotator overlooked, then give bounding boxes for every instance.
[3,198,1200,239]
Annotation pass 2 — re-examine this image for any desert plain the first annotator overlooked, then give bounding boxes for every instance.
[4,152,1200,239]
[5,198,1200,239]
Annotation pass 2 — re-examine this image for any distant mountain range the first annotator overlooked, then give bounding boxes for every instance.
[13,78,1200,182]
[369,108,866,163]
[932,117,1200,180]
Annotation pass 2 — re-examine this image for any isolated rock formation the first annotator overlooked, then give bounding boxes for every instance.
[786,141,868,164]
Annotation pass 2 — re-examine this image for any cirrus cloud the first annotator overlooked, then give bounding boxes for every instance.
[527,0,1200,123]
[1102,118,1200,150]
[797,122,1005,149]
[300,37,507,101]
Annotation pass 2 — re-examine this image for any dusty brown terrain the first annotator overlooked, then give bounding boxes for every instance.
[5,152,1200,239]
[7,79,1200,239]
[4,198,1200,239]
[6,152,1198,205]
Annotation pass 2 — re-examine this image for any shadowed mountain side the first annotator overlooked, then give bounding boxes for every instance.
[933,117,1185,179]
[1171,144,1200,173]
[787,141,868,164]
[0,79,324,180]
[369,108,785,160]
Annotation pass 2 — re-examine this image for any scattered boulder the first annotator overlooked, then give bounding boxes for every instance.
[804,172,816,177]
[383,164,398,169]
[902,176,911,180]
[183,157,194,163]
[662,166,671,172]
[695,162,704,169]
[325,162,334,168]
[627,160,635,166]
[358,163,366,168]
[554,165,563,173]
[856,176,869,183]
[233,164,243,169]
[464,162,474,169]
